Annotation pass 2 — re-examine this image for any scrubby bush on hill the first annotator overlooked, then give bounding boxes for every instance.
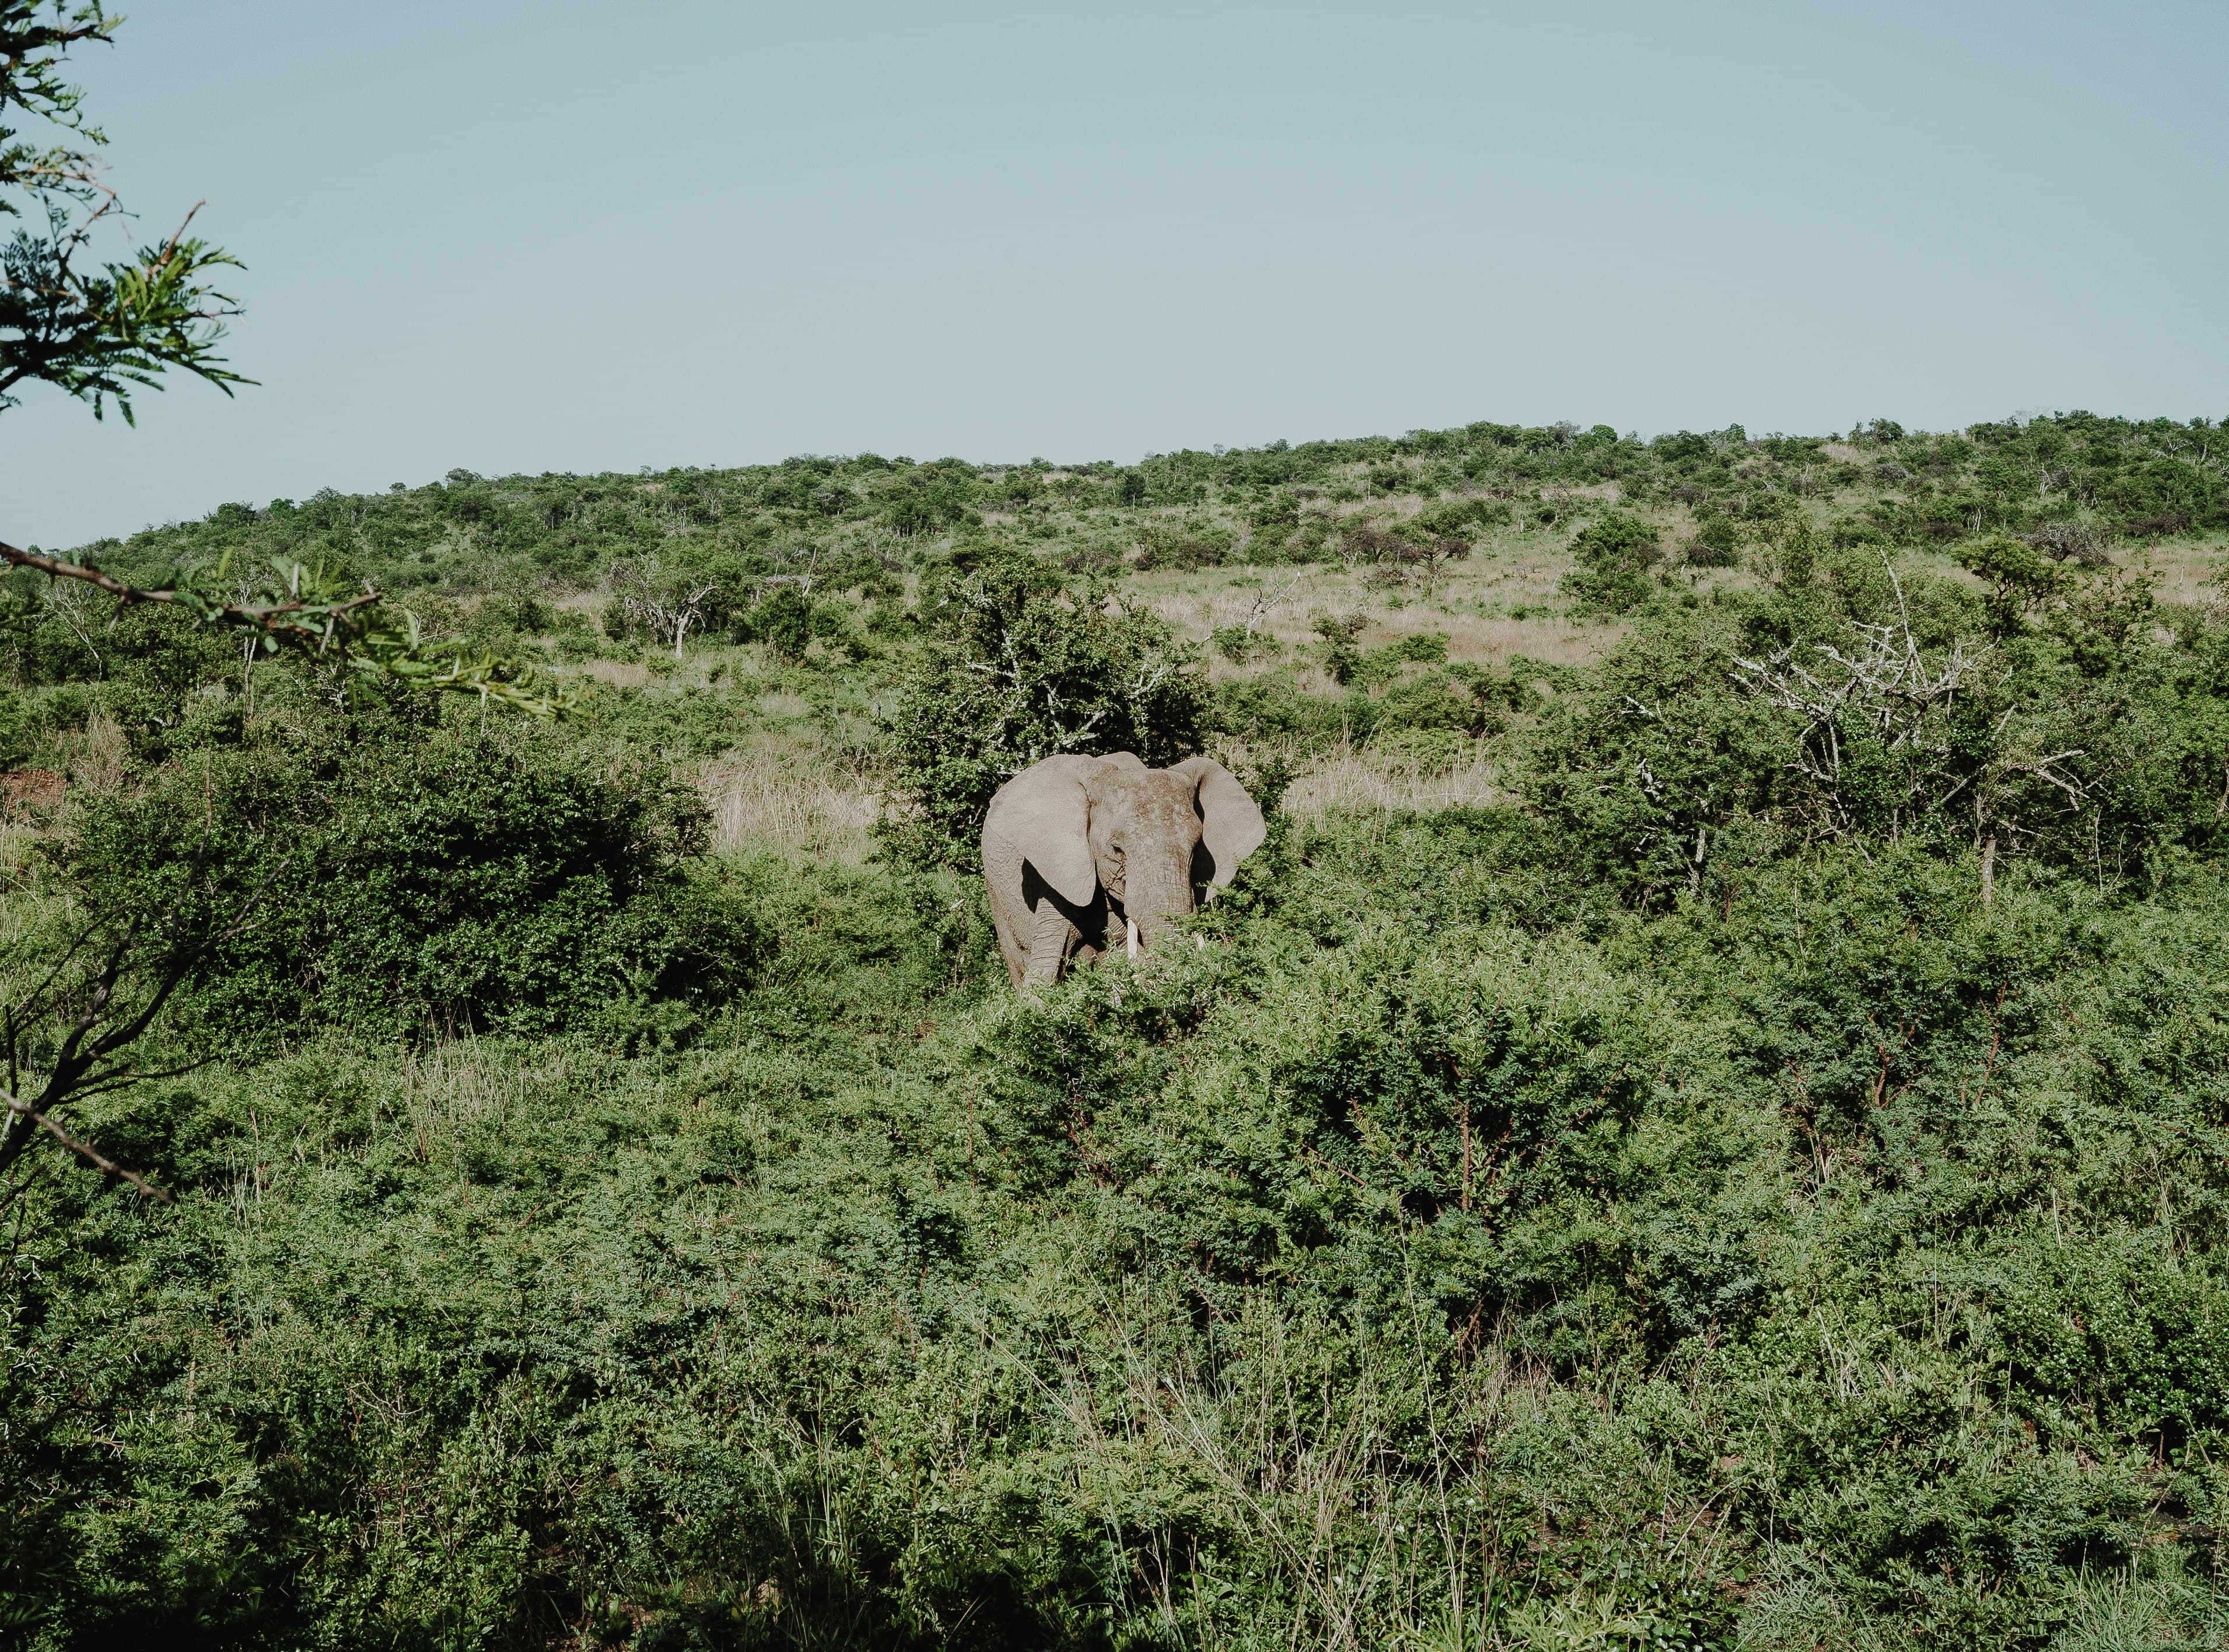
[1560,510,1664,611]
[61,719,757,1046]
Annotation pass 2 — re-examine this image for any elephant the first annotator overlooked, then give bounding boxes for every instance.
[982,751,1268,991]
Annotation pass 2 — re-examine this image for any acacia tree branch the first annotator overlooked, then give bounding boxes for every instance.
[3,1091,169,1202]
[0,540,574,713]
[0,538,382,627]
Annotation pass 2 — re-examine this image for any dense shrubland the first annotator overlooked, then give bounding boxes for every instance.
[5,412,2229,1650]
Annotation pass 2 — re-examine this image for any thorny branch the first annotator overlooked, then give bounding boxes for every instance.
[0,541,573,714]
[3,1092,169,1202]
[1729,622,1992,785]
[1723,568,2091,853]
[1240,570,1306,638]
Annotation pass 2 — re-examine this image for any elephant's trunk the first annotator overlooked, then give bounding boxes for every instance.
[1125,867,1194,954]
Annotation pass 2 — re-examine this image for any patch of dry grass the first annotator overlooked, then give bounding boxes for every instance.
[62,712,127,797]
[699,746,881,863]
[1133,559,1619,682]
[1231,734,1508,818]
[582,659,650,688]
[2126,540,2229,609]
[753,690,815,721]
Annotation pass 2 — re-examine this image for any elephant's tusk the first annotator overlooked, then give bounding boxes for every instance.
[1126,918,1139,961]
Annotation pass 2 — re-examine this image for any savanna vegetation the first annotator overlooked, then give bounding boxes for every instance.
[9,11,2229,1651]
[5,404,2228,1652]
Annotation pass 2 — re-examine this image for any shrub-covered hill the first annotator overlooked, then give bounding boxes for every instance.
[4,414,2229,1649]
[44,411,2229,599]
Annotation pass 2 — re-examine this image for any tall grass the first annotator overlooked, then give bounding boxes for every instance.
[1270,734,1507,817]
[700,746,882,862]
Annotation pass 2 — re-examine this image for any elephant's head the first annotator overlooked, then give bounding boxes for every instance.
[982,752,1267,986]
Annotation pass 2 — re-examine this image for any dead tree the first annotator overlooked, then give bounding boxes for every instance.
[608,558,722,657]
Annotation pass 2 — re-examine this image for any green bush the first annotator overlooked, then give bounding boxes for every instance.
[1687,509,1743,566]
[1132,519,1236,571]
[1385,631,1449,664]
[881,550,1209,866]
[1210,622,1280,663]
[0,683,31,768]
[61,726,751,1044]
[1372,668,1493,740]
[1561,510,1665,611]
[739,584,813,656]
[1213,670,1345,745]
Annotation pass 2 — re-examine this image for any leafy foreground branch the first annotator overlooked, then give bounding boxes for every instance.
[0,540,577,1208]
[0,540,577,715]
[1,2,255,422]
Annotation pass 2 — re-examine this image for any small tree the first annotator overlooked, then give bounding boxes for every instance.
[1392,526,1472,597]
[881,550,1208,867]
[1560,511,1663,612]
[1955,533,2070,634]
[607,556,730,656]
[748,584,814,659]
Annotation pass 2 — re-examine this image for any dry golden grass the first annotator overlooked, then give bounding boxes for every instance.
[2126,540,2229,609]
[582,659,650,688]
[753,690,815,721]
[62,712,127,797]
[699,746,881,863]
[1229,734,1509,818]
[1132,558,1619,683]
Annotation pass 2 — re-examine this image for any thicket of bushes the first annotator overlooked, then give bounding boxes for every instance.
[11,803,2227,1647]
[62,721,760,1047]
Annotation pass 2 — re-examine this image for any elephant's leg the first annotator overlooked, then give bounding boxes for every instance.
[982,831,1033,989]
[1021,897,1079,988]
[1070,890,1110,968]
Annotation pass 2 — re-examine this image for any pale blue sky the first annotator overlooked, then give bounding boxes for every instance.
[4,1,2224,548]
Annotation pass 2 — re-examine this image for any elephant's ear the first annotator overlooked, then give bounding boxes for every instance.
[1171,755,1267,887]
[984,755,1098,905]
